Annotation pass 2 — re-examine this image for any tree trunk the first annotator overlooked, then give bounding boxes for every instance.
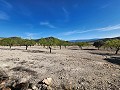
[10,45,11,49]
[26,45,28,50]
[115,48,119,54]
[79,46,82,50]
[59,45,61,49]
[98,47,100,50]
[49,46,51,53]
[43,45,45,48]
[65,46,66,48]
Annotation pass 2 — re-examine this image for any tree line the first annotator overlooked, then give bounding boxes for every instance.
[93,39,120,54]
[0,37,120,54]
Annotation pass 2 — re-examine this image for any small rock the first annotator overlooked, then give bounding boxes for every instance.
[2,87,11,90]
[29,83,38,90]
[14,82,29,90]
[41,84,47,90]
[42,78,52,86]
[47,86,53,90]
[0,81,6,89]
[19,76,31,83]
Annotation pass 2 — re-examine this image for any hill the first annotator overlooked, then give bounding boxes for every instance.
[69,36,120,42]
[96,36,120,42]
[69,38,99,42]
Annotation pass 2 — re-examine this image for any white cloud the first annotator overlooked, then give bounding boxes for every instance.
[40,21,56,28]
[62,7,69,22]
[0,11,9,20]
[63,30,78,35]
[0,0,12,8]
[25,32,38,39]
[96,24,120,31]
[62,24,120,36]
[63,29,95,35]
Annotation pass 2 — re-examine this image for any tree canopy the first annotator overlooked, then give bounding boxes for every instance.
[105,39,120,54]
[93,41,104,50]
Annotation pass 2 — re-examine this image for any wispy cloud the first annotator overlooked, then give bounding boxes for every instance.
[62,7,69,22]
[62,24,120,35]
[0,0,12,8]
[62,29,95,35]
[100,3,110,9]
[0,11,9,20]
[63,31,79,35]
[40,21,56,28]
[96,24,120,31]
[25,32,38,39]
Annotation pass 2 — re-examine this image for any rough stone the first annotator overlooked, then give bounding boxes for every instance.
[42,78,52,86]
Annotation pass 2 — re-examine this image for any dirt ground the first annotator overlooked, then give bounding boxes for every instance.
[0,46,120,90]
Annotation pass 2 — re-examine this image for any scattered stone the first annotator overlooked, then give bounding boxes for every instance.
[0,69,9,89]
[19,77,29,83]
[41,84,48,90]
[42,78,52,86]
[14,82,29,90]
[2,87,11,90]
[29,83,38,90]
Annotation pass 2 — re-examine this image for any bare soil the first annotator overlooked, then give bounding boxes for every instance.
[0,46,120,90]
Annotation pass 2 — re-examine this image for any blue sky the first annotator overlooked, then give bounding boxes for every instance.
[0,0,120,40]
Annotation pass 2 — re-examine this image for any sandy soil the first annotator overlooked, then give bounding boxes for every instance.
[0,46,120,90]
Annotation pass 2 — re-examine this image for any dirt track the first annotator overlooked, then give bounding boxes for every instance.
[0,46,120,90]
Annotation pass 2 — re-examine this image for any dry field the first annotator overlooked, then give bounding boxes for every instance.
[0,46,120,90]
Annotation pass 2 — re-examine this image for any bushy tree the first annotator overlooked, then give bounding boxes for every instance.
[62,41,70,48]
[75,42,89,50]
[56,40,63,49]
[21,39,35,50]
[0,37,24,48]
[105,39,120,54]
[39,38,48,47]
[0,38,16,48]
[93,41,104,50]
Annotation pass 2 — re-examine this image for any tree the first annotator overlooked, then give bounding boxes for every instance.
[56,40,63,49]
[93,41,104,50]
[21,39,35,50]
[46,37,55,53]
[0,37,24,49]
[62,41,70,48]
[39,38,47,48]
[0,38,16,48]
[75,42,89,50]
[38,37,71,52]
[105,39,120,54]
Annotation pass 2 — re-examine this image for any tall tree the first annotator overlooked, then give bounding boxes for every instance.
[76,42,89,50]
[105,39,120,54]
[93,41,104,50]
[21,39,35,50]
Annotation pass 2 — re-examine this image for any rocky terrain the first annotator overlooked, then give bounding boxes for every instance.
[0,46,120,90]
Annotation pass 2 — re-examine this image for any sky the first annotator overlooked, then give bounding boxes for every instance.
[0,0,120,40]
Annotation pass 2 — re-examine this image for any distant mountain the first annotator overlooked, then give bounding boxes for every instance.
[69,36,120,42]
[69,38,100,42]
[34,37,65,42]
[95,36,120,42]
[0,37,4,40]
[0,37,4,38]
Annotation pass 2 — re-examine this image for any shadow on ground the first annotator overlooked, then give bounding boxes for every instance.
[104,57,120,65]
[83,49,97,50]
[0,47,24,51]
[11,66,38,76]
[23,50,46,53]
[69,48,80,50]
[90,52,116,56]
[23,50,56,54]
